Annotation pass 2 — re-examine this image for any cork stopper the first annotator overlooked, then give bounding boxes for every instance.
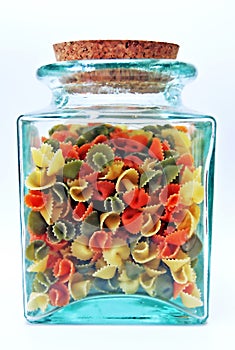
[53,40,179,61]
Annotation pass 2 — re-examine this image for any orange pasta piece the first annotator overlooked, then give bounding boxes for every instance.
[148,137,164,161]
[53,258,75,283]
[165,228,189,246]
[91,134,108,145]
[25,190,48,211]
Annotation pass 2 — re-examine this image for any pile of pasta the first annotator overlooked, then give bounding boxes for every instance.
[24,123,204,314]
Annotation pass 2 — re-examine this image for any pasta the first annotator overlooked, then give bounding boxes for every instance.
[25,122,204,314]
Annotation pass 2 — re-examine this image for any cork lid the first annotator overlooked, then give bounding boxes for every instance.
[53,40,179,61]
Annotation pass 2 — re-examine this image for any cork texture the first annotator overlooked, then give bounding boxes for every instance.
[53,40,179,61]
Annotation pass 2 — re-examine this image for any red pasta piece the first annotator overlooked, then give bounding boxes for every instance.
[53,258,75,283]
[183,282,195,295]
[73,202,87,221]
[123,188,149,209]
[110,129,129,139]
[73,202,93,221]
[124,155,143,168]
[166,193,180,212]
[148,137,164,160]
[89,231,112,252]
[60,142,73,158]
[162,140,171,151]
[24,190,48,211]
[121,207,143,234]
[165,228,189,246]
[44,236,68,252]
[92,181,115,200]
[79,163,94,177]
[78,143,91,160]
[124,138,146,153]
[49,282,70,307]
[159,184,180,205]
[160,242,180,258]
[46,252,61,269]
[91,135,108,145]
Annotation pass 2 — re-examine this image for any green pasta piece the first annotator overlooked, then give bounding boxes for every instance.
[26,240,49,261]
[181,234,202,260]
[125,261,144,280]
[94,275,119,293]
[104,195,125,213]
[155,273,174,300]
[86,144,114,171]
[80,211,100,237]
[63,160,82,179]
[28,211,47,235]
[52,182,68,203]
[48,124,68,136]
[163,165,182,184]
[48,220,76,243]
[44,138,60,152]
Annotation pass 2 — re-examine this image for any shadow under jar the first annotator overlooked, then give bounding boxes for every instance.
[18,55,216,325]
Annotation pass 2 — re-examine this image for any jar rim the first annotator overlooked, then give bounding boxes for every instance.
[37,59,197,81]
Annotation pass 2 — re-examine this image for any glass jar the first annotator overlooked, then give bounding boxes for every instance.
[17,53,216,325]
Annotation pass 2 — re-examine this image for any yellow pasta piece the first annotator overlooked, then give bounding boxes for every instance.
[178,209,196,238]
[71,235,93,260]
[179,181,204,206]
[31,144,54,168]
[47,149,65,176]
[92,265,116,279]
[27,256,49,273]
[101,160,124,180]
[27,292,49,312]
[100,212,120,232]
[69,179,93,202]
[118,270,139,294]
[115,168,139,192]
[162,256,190,273]
[144,258,166,277]
[103,238,130,267]
[25,168,56,190]
[68,273,91,300]
[132,241,158,264]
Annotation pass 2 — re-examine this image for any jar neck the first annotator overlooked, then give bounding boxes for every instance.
[37,59,197,109]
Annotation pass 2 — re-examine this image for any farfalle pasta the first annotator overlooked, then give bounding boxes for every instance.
[24,122,205,315]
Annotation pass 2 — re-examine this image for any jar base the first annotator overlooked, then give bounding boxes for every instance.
[25,295,207,325]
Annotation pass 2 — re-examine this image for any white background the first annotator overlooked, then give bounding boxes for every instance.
[0,0,234,348]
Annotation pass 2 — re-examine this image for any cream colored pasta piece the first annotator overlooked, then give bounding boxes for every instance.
[141,213,161,237]
[47,149,65,176]
[132,241,158,264]
[118,270,139,294]
[25,168,56,190]
[31,143,54,168]
[103,238,130,267]
[95,257,107,270]
[171,265,189,284]
[179,180,204,206]
[180,284,203,308]
[140,158,158,172]
[69,179,93,202]
[101,160,124,180]
[68,272,91,300]
[92,265,117,279]
[100,212,120,232]
[115,168,139,192]
[139,272,157,297]
[144,258,166,277]
[27,292,49,312]
[40,193,63,225]
[27,256,49,273]
[71,235,93,260]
